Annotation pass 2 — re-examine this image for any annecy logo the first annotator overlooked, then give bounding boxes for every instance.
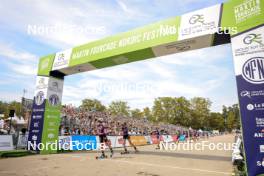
[243,34,264,46]
[242,57,264,84]
[189,14,205,25]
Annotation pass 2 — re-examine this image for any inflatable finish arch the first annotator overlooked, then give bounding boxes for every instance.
[29,0,264,175]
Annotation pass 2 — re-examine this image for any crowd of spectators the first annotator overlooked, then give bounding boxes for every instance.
[0,105,209,139]
[60,105,189,136]
[0,118,14,134]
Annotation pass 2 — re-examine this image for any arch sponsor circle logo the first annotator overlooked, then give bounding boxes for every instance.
[48,94,60,106]
[242,57,264,84]
[35,91,45,106]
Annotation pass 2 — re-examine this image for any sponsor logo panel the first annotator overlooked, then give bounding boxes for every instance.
[231,26,264,78]
[52,49,72,71]
[240,90,264,98]
[234,0,262,24]
[179,4,221,40]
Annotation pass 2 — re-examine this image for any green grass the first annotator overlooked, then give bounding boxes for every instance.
[0,149,75,158]
[0,150,33,158]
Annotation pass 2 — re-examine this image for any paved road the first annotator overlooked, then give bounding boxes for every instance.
[0,134,234,176]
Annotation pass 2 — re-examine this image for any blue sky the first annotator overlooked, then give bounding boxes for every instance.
[0,0,238,112]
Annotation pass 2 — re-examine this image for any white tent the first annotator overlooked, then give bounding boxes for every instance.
[7,114,27,125]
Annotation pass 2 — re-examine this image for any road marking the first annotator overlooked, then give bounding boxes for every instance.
[111,159,231,175]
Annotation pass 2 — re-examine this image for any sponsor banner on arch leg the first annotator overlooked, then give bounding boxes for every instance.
[40,77,64,154]
[231,25,264,176]
[28,76,49,151]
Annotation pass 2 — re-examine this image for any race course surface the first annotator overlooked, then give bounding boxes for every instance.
[0,134,234,176]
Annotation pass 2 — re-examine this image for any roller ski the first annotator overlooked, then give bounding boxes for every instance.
[155,146,160,150]
[120,151,130,155]
[121,148,139,155]
[96,154,108,160]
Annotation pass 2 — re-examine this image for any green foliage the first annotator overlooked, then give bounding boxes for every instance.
[227,111,236,132]
[190,97,211,130]
[143,107,153,121]
[0,100,22,118]
[208,112,225,131]
[130,108,143,119]
[79,99,106,112]
[151,97,216,129]
[222,104,241,132]
[108,100,130,116]
[0,150,32,158]
[144,97,239,131]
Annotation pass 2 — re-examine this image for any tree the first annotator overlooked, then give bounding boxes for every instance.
[208,112,225,131]
[152,98,165,122]
[108,101,130,116]
[230,104,241,129]
[222,104,241,131]
[190,97,211,129]
[226,111,236,132]
[80,99,106,112]
[0,101,8,118]
[143,107,153,121]
[174,97,191,126]
[151,97,191,126]
[130,108,143,119]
